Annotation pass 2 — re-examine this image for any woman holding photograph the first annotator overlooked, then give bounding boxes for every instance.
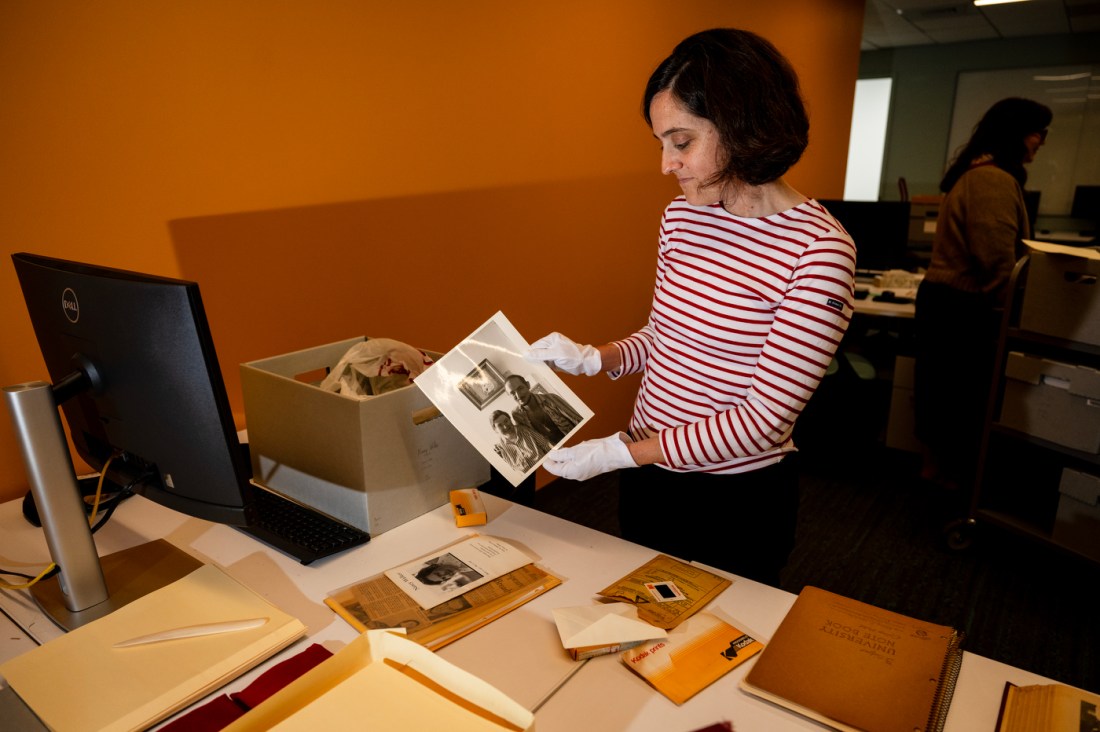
[529,28,855,586]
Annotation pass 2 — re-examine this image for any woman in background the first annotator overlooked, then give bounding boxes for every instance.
[914,97,1052,491]
[527,28,856,586]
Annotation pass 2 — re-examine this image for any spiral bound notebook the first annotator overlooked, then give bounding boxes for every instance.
[741,586,963,732]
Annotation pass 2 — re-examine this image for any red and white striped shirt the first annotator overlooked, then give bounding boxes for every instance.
[611,198,856,474]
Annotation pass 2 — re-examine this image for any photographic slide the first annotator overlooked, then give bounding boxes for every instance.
[414,311,593,487]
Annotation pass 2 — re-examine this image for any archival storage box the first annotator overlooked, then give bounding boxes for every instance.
[241,337,489,537]
[1054,468,1100,563]
[999,351,1100,454]
[1019,249,1100,347]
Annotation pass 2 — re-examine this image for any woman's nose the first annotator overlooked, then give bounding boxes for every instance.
[662,150,680,176]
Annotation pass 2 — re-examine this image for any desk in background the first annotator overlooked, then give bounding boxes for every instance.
[1034,230,1096,246]
[0,490,1058,730]
[852,268,918,320]
[853,290,915,318]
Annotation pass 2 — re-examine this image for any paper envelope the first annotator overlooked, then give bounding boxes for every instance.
[552,604,667,649]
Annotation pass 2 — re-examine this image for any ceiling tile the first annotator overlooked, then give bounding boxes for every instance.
[864,0,1081,47]
[980,0,1071,37]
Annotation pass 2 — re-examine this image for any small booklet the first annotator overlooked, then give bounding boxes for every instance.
[326,536,561,650]
[740,586,963,732]
[597,554,732,630]
[995,682,1100,731]
[621,611,763,705]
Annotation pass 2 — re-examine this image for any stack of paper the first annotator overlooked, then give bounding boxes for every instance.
[326,535,561,650]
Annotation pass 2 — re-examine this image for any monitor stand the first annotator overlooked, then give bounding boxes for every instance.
[30,539,202,630]
[5,381,202,632]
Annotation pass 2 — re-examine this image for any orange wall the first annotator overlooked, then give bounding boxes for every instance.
[0,1,864,502]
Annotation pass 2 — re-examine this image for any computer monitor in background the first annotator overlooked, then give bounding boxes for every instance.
[1071,185,1099,231]
[818,200,911,273]
[5,252,254,629]
[1023,190,1041,236]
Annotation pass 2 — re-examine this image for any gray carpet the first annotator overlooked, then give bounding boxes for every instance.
[527,446,1100,694]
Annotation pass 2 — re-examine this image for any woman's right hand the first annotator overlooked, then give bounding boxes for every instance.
[526,332,602,376]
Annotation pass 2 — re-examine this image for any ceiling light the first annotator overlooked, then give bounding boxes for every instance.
[973,0,1030,6]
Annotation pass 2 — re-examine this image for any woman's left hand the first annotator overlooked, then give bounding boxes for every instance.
[526,332,603,376]
[542,432,636,481]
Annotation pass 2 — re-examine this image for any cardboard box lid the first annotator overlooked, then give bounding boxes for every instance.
[1005,352,1100,399]
[1060,468,1100,506]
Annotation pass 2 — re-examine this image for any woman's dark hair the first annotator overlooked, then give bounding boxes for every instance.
[940,97,1053,193]
[643,28,808,188]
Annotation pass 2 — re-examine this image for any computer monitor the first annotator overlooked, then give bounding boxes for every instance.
[1022,190,1041,235]
[818,199,911,273]
[5,252,254,629]
[1071,185,1099,228]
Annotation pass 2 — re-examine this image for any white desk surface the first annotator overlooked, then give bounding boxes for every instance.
[0,491,1056,731]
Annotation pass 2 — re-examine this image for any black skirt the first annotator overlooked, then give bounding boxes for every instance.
[913,280,1001,482]
[617,454,799,588]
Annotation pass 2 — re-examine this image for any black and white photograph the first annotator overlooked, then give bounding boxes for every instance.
[413,311,593,487]
[410,553,483,593]
[383,535,536,610]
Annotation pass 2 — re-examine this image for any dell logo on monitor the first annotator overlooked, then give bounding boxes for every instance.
[61,288,80,323]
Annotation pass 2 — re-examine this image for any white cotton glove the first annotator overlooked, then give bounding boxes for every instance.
[542,432,636,482]
[526,332,602,376]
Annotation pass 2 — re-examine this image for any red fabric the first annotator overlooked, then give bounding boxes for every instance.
[159,695,245,732]
[160,643,333,732]
[231,643,332,709]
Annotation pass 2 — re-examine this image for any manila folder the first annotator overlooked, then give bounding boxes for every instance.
[0,564,306,732]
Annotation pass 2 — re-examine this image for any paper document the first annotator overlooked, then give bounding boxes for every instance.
[385,535,535,610]
[326,535,562,650]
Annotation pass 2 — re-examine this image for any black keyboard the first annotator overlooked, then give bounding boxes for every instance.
[237,486,370,565]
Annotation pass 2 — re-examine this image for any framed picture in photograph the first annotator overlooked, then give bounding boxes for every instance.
[458,358,505,410]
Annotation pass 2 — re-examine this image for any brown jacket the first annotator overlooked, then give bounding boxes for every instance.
[923,163,1028,305]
